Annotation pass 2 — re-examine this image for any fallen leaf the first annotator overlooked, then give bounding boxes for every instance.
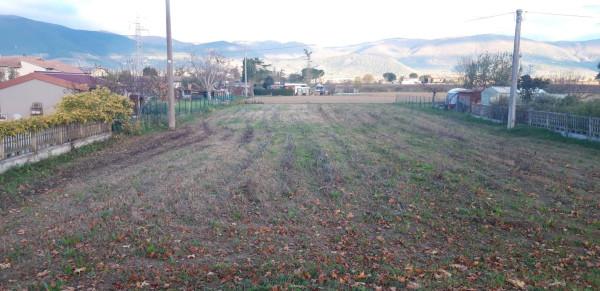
[434,269,452,279]
[36,270,50,277]
[187,254,196,259]
[450,264,468,272]
[0,263,10,269]
[406,281,420,289]
[508,278,526,289]
[376,236,385,243]
[74,267,86,274]
[355,271,367,280]
[17,229,25,235]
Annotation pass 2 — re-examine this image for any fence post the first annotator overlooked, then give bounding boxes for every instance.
[588,117,592,139]
[528,110,532,126]
[31,132,38,152]
[0,137,4,160]
[565,113,569,137]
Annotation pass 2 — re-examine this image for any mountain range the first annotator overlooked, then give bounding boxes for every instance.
[1,15,599,80]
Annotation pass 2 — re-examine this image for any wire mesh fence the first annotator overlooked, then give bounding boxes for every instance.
[137,95,238,128]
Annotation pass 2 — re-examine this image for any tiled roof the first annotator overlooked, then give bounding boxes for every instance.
[0,72,94,91]
[0,56,83,73]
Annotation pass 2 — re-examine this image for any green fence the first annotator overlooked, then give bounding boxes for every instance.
[138,95,238,127]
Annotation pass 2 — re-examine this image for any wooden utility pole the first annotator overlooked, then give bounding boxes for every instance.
[507,9,522,129]
[165,0,176,130]
[244,48,248,98]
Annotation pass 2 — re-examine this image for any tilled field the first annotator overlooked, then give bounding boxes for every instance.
[0,104,599,289]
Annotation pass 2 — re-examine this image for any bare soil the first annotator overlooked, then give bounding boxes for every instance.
[0,104,598,290]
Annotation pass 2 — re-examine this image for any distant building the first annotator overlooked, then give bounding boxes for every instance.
[0,72,96,120]
[401,78,421,85]
[80,66,109,77]
[481,86,512,105]
[0,56,83,81]
[446,88,482,112]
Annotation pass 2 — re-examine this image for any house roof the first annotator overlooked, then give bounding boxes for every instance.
[0,56,83,73]
[0,72,94,91]
[484,86,512,94]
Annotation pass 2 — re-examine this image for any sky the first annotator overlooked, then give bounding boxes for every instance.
[1,0,599,45]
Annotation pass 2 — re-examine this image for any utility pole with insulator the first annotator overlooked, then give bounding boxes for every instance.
[507,9,522,129]
[165,0,176,130]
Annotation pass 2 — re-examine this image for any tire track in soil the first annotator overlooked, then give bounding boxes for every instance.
[2,121,215,208]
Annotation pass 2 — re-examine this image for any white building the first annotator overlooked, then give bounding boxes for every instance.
[481,86,512,105]
[0,56,83,82]
[0,72,95,120]
[401,78,421,85]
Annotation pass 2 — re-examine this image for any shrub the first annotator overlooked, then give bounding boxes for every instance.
[253,88,295,96]
[0,87,133,138]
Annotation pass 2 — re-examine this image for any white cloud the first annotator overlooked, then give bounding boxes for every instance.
[2,0,599,45]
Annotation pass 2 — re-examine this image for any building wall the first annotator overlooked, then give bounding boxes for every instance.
[0,80,73,120]
[18,61,47,77]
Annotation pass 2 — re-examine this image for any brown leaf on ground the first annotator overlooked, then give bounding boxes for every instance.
[449,264,468,272]
[508,278,526,289]
[407,281,421,289]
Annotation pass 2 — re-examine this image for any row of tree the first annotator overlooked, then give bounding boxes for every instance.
[102,51,329,99]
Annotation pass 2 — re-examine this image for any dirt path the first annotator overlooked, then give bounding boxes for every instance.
[0,104,598,290]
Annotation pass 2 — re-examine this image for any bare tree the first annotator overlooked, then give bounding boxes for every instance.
[456,52,512,89]
[190,51,230,100]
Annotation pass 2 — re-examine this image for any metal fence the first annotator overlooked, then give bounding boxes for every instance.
[138,95,236,127]
[0,122,111,161]
[471,104,600,141]
[394,98,600,142]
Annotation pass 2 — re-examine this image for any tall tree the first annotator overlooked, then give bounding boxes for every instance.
[456,52,512,89]
[409,72,418,78]
[143,66,159,77]
[518,74,550,103]
[383,72,397,82]
[288,73,304,83]
[190,51,230,100]
[301,68,325,84]
[596,62,600,81]
[262,76,274,89]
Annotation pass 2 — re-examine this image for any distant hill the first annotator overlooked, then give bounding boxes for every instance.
[0,15,134,57]
[1,15,599,79]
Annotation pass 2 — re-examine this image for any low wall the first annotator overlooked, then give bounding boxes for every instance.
[0,132,111,174]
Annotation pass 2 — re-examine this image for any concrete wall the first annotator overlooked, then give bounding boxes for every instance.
[0,132,111,174]
[0,79,73,120]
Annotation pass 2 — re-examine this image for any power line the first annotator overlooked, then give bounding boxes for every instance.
[466,12,514,22]
[525,11,598,19]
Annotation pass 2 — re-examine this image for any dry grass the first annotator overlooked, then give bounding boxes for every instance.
[0,104,599,289]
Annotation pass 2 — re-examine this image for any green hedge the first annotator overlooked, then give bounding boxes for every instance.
[254,88,295,96]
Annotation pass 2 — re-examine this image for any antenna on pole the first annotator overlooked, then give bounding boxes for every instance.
[507,9,523,129]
